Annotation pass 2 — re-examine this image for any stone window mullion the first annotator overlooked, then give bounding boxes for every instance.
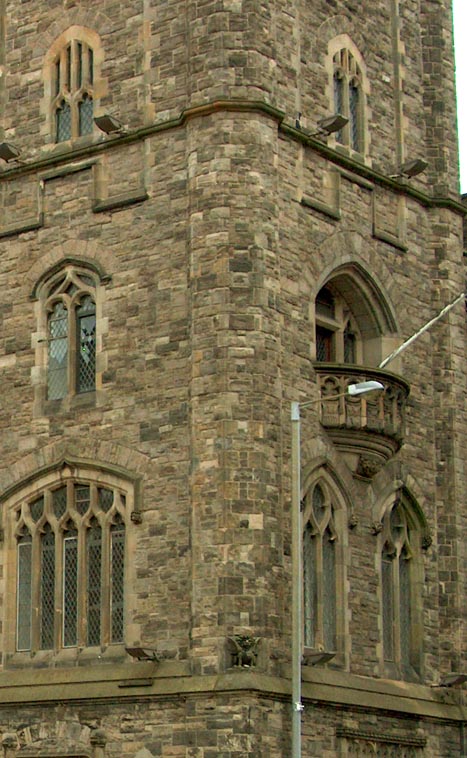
[14,474,131,655]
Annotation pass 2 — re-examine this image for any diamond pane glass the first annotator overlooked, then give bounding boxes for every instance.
[63,532,78,646]
[303,523,317,648]
[316,326,333,362]
[30,496,44,522]
[87,521,102,646]
[17,534,32,651]
[79,95,94,136]
[75,484,90,515]
[98,487,114,512]
[111,526,125,643]
[77,297,96,393]
[333,74,344,144]
[56,101,72,142]
[322,528,336,650]
[52,486,67,519]
[399,554,411,668]
[349,83,360,151]
[382,556,394,661]
[40,526,55,649]
[48,302,68,400]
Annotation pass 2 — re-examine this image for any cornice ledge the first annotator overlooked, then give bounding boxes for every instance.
[280,121,466,215]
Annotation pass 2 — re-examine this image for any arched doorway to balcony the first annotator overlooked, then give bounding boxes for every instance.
[313,263,399,369]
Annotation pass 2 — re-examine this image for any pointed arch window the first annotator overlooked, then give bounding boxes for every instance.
[303,482,339,652]
[53,40,94,142]
[14,479,129,653]
[380,494,424,679]
[333,49,364,153]
[43,267,98,401]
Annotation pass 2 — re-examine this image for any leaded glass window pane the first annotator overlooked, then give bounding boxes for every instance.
[98,487,114,512]
[52,486,67,519]
[48,301,68,400]
[75,484,90,515]
[63,531,78,646]
[316,326,333,362]
[56,101,72,142]
[79,95,94,136]
[349,82,360,151]
[87,520,102,646]
[30,496,44,522]
[76,297,96,393]
[333,73,344,144]
[17,533,32,651]
[382,556,394,661]
[399,554,411,668]
[111,525,125,643]
[40,526,55,649]
[322,528,336,650]
[303,523,317,648]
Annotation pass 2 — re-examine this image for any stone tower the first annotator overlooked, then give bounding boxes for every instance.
[0,0,464,756]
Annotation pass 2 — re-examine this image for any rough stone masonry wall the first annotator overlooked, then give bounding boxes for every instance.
[0,0,464,756]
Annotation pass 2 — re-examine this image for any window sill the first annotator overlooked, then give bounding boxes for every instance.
[44,390,97,415]
[4,643,128,670]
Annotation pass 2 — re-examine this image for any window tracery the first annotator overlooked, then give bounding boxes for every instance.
[302,480,342,654]
[333,48,364,153]
[53,40,94,142]
[380,492,424,679]
[14,478,128,653]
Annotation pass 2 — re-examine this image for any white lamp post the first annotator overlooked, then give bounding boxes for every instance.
[290,380,384,758]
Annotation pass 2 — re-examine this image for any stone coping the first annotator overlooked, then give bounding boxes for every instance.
[0,663,464,722]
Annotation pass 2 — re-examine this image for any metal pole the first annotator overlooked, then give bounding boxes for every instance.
[379,292,465,369]
[291,401,303,758]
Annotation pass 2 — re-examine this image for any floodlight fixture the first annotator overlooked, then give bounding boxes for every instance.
[312,113,348,137]
[390,158,428,179]
[124,646,159,662]
[94,114,126,135]
[302,648,336,666]
[0,142,22,163]
[438,672,467,687]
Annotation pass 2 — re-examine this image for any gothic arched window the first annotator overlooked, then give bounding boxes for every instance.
[15,477,129,653]
[45,268,97,400]
[380,493,424,680]
[53,40,94,142]
[332,48,364,154]
[43,27,105,145]
[303,481,340,653]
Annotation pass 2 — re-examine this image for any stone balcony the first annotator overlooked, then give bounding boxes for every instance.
[314,363,410,479]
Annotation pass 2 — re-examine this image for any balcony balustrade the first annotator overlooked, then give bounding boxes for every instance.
[314,363,410,478]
